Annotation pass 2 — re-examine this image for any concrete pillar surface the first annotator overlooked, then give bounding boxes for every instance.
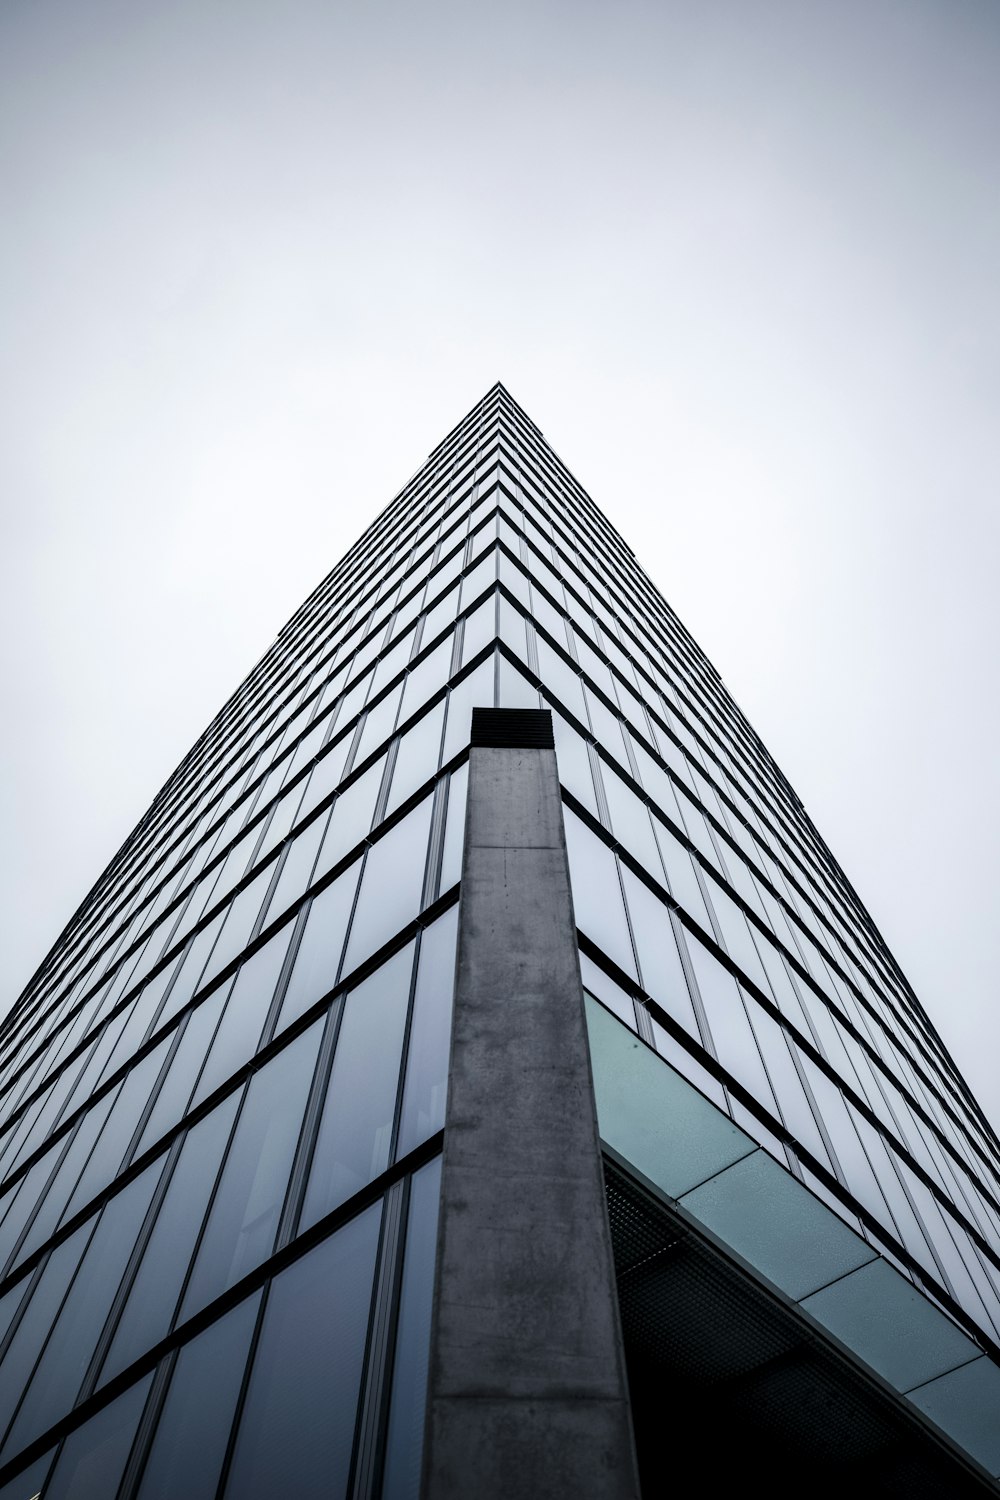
[423,721,640,1500]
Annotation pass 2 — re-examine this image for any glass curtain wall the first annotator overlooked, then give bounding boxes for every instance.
[2,381,1000,1494]
[0,388,512,1499]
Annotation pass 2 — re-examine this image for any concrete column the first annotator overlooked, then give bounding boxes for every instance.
[422,709,640,1500]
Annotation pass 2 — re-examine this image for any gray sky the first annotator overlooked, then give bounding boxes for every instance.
[2,0,998,1131]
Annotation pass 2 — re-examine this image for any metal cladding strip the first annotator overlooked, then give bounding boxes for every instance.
[423,708,640,1500]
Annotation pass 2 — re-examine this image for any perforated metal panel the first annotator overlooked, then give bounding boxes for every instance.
[604,1160,998,1497]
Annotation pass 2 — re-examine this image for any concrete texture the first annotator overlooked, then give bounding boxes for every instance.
[422,742,640,1500]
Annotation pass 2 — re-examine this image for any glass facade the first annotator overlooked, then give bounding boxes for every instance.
[1,381,999,1494]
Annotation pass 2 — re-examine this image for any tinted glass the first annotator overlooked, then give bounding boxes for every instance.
[277,864,361,1032]
[222,1203,381,1499]
[43,1374,152,1500]
[301,949,412,1231]
[2,1161,160,1462]
[180,1021,322,1321]
[381,1156,442,1498]
[135,1293,261,1500]
[341,799,433,976]
[191,924,293,1109]
[100,1094,240,1386]
[396,910,458,1159]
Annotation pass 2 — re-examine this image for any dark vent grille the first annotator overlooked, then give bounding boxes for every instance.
[470,707,554,749]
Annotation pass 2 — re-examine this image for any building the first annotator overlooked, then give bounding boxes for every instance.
[0,382,998,1498]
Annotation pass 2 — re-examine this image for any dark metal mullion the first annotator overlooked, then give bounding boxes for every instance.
[0,1209,105,1460]
[157,1078,247,1353]
[78,1135,184,1405]
[0,1078,118,1288]
[350,1178,408,1500]
[209,1271,274,1500]
[116,1014,191,1181]
[275,995,346,1254]
[0,1256,47,1370]
[384,937,424,1177]
[421,782,449,914]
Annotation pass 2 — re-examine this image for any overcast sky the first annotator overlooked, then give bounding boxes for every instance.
[2,0,998,1131]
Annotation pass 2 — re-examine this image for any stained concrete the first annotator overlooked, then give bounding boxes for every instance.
[422,741,640,1499]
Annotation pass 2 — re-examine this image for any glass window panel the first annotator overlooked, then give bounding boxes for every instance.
[0,1148,62,1273]
[422,583,460,647]
[601,767,662,879]
[156,910,227,1030]
[192,925,294,1109]
[254,783,303,866]
[497,554,530,610]
[0,1448,54,1500]
[368,631,414,701]
[397,909,459,1160]
[536,639,587,723]
[585,995,753,1200]
[280,716,327,787]
[135,1293,261,1500]
[386,703,445,819]
[620,871,699,1041]
[652,816,713,932]
[530,589,567,649]
[894,1160,994,1332]
[342,798,434,976]
[222,1203,381,1500]
[680,1149,876,1301]
[398,639,451,725]
[684,936,777,1115]
[459,549,497,608]
[497,593,527,654]
[0,1223,92,1443]
[549,710,597,816]
[381,1155,443,1497]
[295,733,354,826]
[497,654,540,710]
[3,1161,160,1460]
[749,1005,831,1170]
[624,739,680,826]
[335,665,374,730]
[577,641,616,702]
[9,1095,117,1270]
[751,929,817,1042]
[460,595,496,667]
[706,879,774,998]
[265,813,326,921]
[439,765,468,896]
[648,1015,728,1111]
[61,1037,170,1225]
[100,1094,241,1387]
[6,1068,80,1181]
[277,862,361,1033]
[579,953,636,1029]
[798,1056,903,1249]
[200,868,273,990]
[442,656,496,765]
[42,1373,152,1500]
[181,1021,323,1321]
[98,979,171,1088]
[314,757,385,881]
[301,947,414,1231]
[134,990,228,1157]
[352,681,404,768]
[563,812,637,981]
[0,1281,28,1356]
[206,827,259,912]
[674,789,721,872]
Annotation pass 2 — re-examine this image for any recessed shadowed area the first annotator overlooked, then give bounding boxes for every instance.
[606,1160,995,1498]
